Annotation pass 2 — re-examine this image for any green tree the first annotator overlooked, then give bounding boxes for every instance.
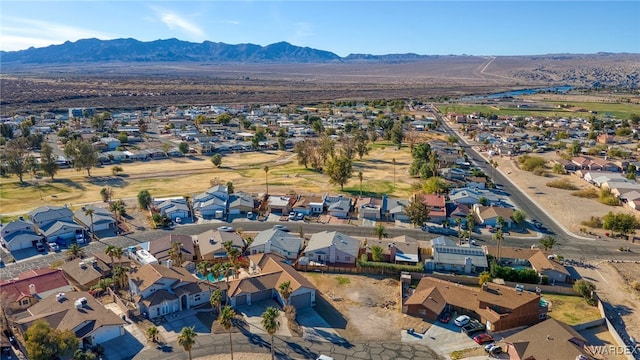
[90,277,114,295]
[626,164,637,180]
[603,212,639,236]
[218,306,237,360]
[5,138,30,183]
[370,245,384,262]
[573,279,596,304]
[251,126,267,149]
[216,113,232,125]
[178,141,190,156]
[478,271,492,286]
[147,326,159,343]
[112,265,129,290]
[325,155,353,190]
[112,165,123,176]
[66,243,84,260]
[84,207,96,240]
[373,224,388,240]
[40,142,60,180]
[278,281,292,306]
[211,154,222,167]
[73,349,97,360]
[494,229,505,260]
[261,307,281,360]
[210,288,224,314]
[569,141,582,156]
[390,121,404,149]
[539,236,558,251]
[64,138,98,176]
[25,320,79,360]
[104,245,117,266]
[466,213,476,231]
[137,190,152,209]
[421,177,449,194]
[512,210,526,225]
[264,165,270,195]
[404,194,430,227]
[177,326,198,360]
[358,171,363,196]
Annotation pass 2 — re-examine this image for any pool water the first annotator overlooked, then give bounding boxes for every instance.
[197,272,232,282]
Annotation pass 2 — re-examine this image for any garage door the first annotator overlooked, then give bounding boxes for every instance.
[251,289,272,303]
[235,295,247,306]
[290,292,311,309]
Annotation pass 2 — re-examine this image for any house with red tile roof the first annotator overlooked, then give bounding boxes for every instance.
[420,194,447,224]
[0,268,74,313]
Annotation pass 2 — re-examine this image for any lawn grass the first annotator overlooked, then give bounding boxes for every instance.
[543,293,601,325]
[335,276,351,286]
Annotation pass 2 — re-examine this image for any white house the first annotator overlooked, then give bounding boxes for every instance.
[0,218,42,251]
[73,206,116,233]
[249,229,303,260]
[192,185,229,218]
[28,205,83,246]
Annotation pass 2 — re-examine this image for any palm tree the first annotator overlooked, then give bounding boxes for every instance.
[494,228,504,261]
[358,171,363,197]
[455,217,463,244]
[261,307,281,360]
[264,165,270,195]
[84,207,96,240]
[212,263,222,283]
[91,277,114,295]
[222,262,232,282]
[370,245,384,262]
[539,236,558,251]
[210,289,223,315]
[147,326,159,343]
[198,261,211,284]
[177,326,198,360]
[67,243,85,260]
[278,281,292,306]
[466,213,475,232]
[112,265,129,290]
[218,306,236,360]
[373,223,388,240]
[392,158,396,187]
[169,241,183,266]
[104,245,117,266]
[112,246,124,265]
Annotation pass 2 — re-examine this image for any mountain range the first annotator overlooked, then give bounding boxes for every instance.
[0,38,450,64]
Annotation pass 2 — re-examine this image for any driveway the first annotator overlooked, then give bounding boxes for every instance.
[235,300,291,337]
[402,318,479,358]
[103,303,147,360]
[297,307,346,345]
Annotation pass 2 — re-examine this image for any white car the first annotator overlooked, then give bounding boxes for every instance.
[217,226,235,232]
[272,224,290,232]
[48,242,60,252]
[454,315,471,327]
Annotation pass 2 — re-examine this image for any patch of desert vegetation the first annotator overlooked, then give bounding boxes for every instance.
[546,178,579,190]
[543,293,601,325]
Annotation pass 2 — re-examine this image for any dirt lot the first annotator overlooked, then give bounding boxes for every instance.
[596,262,640,342]
[300,272,429,342]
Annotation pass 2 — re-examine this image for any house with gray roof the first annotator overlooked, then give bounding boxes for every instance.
[155,198,191,222]
[426,240,488,274]
[449,187,503,206]
[324,195,352,218]
[192,185,229,218]
[73,206,116,235]
[249,229,303,260]
[228,191,255,216]
[0,218,43,251]
[28,205,83,245]
[382,197,410,222]
[195,229,245,261]
[302,231,360,265]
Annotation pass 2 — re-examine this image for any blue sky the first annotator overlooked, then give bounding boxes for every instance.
[1,1,638,56]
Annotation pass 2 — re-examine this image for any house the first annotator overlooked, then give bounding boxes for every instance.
[0,268,74,313]
[302,231,360,265]
[403,277,545,332]
[473,204,515,228]
[419,194,447,224]
[144,234,196,264]
[195,229,245,261]
[483,245,541,266]
[292,195,324,215]
[15,291,126,349]
[28,205,84,246]
[365,236,419,264]
[267,195,295,215]
[100,137,121,150]
[73,206,116,235]
[503,318,595,360]
[227,253,316,309]
[465,176,487,189]
[0,218,43,251]
[324,195,352,219]
[528,251,571,284]
[383,197,410,222]
[155,198,191,222]
[192,185,229,218]
[128,263,213,320]
[227,191,255,216]
[426,237,489,274]
[61,256,111,291]
[249,229,304,260]
[356,197,382,220]
[449,187,502,206]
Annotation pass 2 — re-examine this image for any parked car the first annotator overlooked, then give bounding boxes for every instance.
[462,320,486,335]
[47,242,60,252]
[288,212,296,220]
[217,226,235,232]
[485,344,502,355]
[439,312,451,323]
[473,333,494,344]
[296,213,304,221]
[247,211,254,220]
[454,315,470,326]
[422,225,458,236]
[272,224,290,232]
[35,242,46,252]
[76,232,86,244]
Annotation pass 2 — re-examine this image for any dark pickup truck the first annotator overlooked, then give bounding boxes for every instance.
[422,226,458,236]
[462,320,486,335]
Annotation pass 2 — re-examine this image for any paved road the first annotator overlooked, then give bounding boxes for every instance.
[435,111,638,262]
[132,332,442,360]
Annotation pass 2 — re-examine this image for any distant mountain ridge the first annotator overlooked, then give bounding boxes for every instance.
[0,38,447,64]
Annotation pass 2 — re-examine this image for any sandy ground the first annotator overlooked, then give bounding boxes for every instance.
[301,273,430,342]
[196,354,270,360]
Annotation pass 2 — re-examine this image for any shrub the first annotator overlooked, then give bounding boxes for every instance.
[580,216,603,228]
[357,260,424,274]
[546,179,578,190]
[632,281,640,292]
[572,188,598,198]
[335,276,350,286]
[598,189,620,206]
[519,155,547,172]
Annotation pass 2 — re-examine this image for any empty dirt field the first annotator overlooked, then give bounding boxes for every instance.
[301,272,430,342]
